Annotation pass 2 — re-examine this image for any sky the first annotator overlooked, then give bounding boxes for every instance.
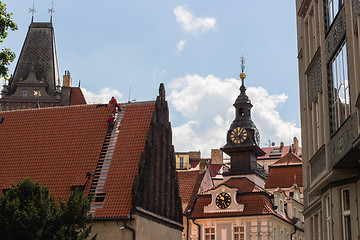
[2,0,301,157]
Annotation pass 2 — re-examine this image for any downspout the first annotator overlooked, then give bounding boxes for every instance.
[290,225,297,240]
[193,219,201,240]
[186,214,190,240]
[120,220,135,240]
[189,196,200,240]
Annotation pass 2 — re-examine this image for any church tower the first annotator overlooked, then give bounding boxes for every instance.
[221,58,266,186]
[0,20,86,111]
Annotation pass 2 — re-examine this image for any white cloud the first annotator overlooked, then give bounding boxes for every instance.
[174,5,217,34]
[167,74,301,157]
[176,40,186,55]
[82,87,123,104]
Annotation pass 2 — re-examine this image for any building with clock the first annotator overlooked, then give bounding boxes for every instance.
[0,20,86,111]
[183,65,304,240]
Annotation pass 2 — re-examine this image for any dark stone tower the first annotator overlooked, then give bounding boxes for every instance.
[0,21,86,111]
[221,59,266,184]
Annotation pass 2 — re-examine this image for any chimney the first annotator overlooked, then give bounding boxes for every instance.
[280,141,284,149]
[293,137,299,155]
[62,70,72,87]
[211,149,223,165]
[189,151,201,160]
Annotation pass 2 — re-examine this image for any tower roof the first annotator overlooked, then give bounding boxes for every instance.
[9,22,59,95]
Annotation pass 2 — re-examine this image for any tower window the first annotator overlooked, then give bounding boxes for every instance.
[22,90,27,97]
[239,108,244,117]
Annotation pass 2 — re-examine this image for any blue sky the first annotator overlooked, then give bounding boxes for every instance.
[3,0,301,157]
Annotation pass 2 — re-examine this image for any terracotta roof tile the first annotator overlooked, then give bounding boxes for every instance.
[265,165,303,189]
[270,152,302,166]
[178,170,205,214]
[0,104,113,200]
[94,102,155,218]
[70,87,87,105]
[258,146,302,160]
[191,193,280,219]
[0,101,156,220]
[222,177,265,193]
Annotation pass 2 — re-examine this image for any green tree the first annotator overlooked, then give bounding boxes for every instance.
[0,178,96,240]
[0,1,17,79]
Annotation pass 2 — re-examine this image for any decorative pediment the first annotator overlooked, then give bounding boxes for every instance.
[204,185,244,213]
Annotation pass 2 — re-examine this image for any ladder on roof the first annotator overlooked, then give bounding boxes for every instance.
[89,106,126,214]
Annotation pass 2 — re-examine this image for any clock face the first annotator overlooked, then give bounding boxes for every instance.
[230,127,247,144]
[254,128,260,145]
[216,192,231,209]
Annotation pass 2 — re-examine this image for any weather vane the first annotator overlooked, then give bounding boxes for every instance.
[241,55,245,73]
[240,55,246,81]
[48,1,55,22]
[29,2,36,22]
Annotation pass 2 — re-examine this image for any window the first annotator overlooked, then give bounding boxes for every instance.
[327,0,344,26]
[22,89,27,97]
[234,226,245,240]
[330,42,350,131]
[279,199,284,213]
[179,156,184,169]
[326,195,332,240]
[341,189,351,240]
[205,227,215,240]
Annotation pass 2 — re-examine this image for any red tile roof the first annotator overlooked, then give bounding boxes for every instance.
[191,193,276,218]
[94,102,155,218]
[178,171,205,214]
[265,166,303,189]
[0,102,156,219]
[271,152,302,166]
[191,177,293,224]
[70,87,87,105]
[0,104,112,200]
[265,153,303,189]
[222,177,265,193]
[258,146,302,160]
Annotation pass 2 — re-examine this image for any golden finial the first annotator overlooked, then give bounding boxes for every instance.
[239,56,246,80]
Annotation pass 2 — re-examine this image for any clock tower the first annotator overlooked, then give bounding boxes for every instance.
[221,58,266,184]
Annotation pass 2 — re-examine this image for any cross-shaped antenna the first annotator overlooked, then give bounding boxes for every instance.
[48,1,55,22]
[241,55,245,73]
[29,2,36,22]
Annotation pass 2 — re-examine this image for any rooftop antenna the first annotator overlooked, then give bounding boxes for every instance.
[29,2,36,23]
[48,1,54,23]
[128,86,131,103]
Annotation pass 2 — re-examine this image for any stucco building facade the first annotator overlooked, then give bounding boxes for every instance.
[295,0,360,239]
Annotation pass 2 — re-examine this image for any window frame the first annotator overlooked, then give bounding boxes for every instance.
[330,41,350,132]
[205,227,215,240]
[341,188,351,240]
[234,225,245,240]
[327,0,344,26]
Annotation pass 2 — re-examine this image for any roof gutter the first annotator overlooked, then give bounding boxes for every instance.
[120,220,135,240]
